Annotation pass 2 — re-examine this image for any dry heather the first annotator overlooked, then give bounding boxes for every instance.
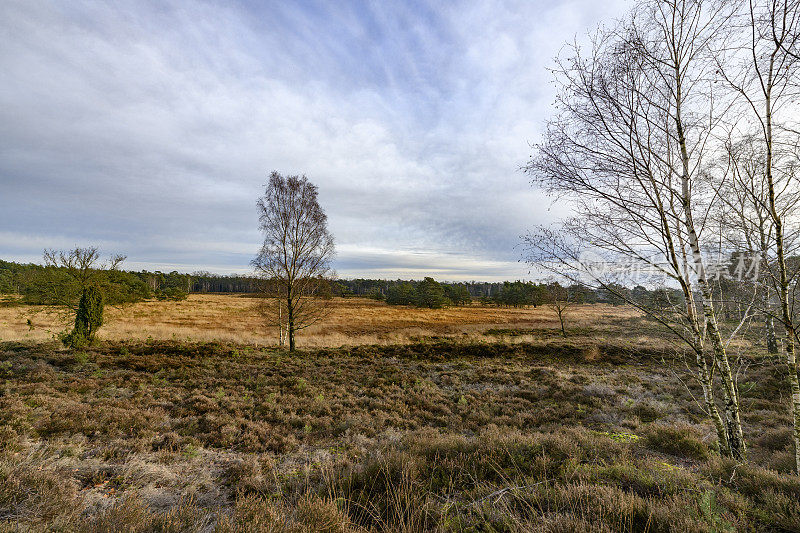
[0,296,795,530]
[1,339,799,531]
[0,295,647,348]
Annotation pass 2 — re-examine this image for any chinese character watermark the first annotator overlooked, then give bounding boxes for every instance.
[576,251,761,285]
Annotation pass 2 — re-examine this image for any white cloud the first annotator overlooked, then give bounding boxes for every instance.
[0,0,629,280]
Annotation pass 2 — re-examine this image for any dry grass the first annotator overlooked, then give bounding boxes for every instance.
[0,294,645,348]
[1,339,798,531]
[1,294,791,530]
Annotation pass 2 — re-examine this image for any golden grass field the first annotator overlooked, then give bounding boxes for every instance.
[3,294,797,530]
[0,293,646,348]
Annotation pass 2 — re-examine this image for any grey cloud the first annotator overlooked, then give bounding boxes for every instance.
[0,0,628,279]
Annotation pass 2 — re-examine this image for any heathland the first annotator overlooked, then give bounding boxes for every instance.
[1,294,799,531]
[1,294,644,348]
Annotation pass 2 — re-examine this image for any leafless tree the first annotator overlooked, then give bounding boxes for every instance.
[543,283,575,338]
[711,134,800,354]
[524,0,747,459]
[252,172,335,351]
[713,0,800,472]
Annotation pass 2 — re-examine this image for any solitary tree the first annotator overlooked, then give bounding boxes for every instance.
[253,172,335,351]
[543,283,575,338]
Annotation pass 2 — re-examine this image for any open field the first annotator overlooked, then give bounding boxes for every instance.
[0,294,649,348]
[1,296,798,531]
[1,338,799,531]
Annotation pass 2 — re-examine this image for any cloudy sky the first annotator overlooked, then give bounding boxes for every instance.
[0,0,627,281]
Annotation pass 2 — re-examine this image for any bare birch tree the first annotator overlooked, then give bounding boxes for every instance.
[712,134,800,354]
[524,0,747,459]
[543,283,576,338]
[253,172,335,352]
[714,0,800,472]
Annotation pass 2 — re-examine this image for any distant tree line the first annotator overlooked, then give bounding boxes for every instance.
[343,277,692,310]
[334,279,529,299]
[190,273,260,293]
[0,258,151,305]
[0,259,189,303]
[375,277,470,308]
[2,258,699,310]
[0,259,276,300]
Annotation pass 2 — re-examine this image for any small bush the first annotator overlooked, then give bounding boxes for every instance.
[0,460,81,525]
[155,287,189,301]
[642,424,709,460]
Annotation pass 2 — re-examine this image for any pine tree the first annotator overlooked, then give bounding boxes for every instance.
[416,277,447,309]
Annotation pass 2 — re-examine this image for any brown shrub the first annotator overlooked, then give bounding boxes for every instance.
[642,424,710,461]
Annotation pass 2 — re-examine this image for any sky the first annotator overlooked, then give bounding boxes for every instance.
[0,0,629,281]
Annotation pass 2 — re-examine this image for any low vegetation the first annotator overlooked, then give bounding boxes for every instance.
[1,337,798,531]
[0,294,646,347]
